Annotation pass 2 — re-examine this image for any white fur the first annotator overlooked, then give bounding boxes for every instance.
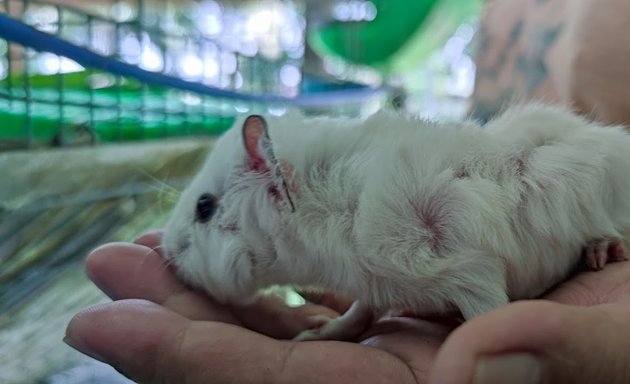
[163,104,630,321]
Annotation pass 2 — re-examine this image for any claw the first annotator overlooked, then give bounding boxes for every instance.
[293,301,372,342]
[584,239,627,270]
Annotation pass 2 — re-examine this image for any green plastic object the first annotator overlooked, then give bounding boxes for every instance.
[308,0,481,73]
[310,0,438,67]
[0,72,235,145]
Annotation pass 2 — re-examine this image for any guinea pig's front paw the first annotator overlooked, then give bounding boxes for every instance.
[293,316,357,342]
[292,301,373,342]
[293,326,328,342]
[583,238,627,270]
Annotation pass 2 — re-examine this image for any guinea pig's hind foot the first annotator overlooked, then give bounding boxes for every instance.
[583,239,627,270]
[293,301,373,342]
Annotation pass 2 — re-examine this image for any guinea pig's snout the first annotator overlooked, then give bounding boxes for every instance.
[176,237,191,254]
[162,233,191,260]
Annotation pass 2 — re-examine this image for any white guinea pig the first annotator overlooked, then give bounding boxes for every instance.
[162,104,630,341]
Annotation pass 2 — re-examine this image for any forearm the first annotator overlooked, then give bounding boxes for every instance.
[470,0,630,126]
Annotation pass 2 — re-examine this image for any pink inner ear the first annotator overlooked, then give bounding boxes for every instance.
[242,115,268,171]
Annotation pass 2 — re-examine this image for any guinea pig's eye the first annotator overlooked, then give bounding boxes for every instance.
[195,193,217,223]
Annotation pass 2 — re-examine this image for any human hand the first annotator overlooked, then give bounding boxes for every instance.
[430,255,630,384]
[65,231,630,383]
[64,230,450,383]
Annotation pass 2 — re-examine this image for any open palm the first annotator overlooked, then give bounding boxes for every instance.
[65,231,630,384]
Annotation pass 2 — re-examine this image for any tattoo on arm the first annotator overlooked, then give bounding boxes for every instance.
[509,20,524,44]
[516,25,563,94]
[469,89,515,124]
[469,0,563,123]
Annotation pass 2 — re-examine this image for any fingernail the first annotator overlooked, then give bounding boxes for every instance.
[474,353,542,384]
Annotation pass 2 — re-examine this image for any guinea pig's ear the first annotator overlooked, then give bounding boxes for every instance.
[242,115,295,212]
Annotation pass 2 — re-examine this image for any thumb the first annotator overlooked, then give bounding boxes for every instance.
[429,300,630,384]
[64,299,290,384]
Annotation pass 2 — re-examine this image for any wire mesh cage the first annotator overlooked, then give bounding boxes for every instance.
[0,0,384,150]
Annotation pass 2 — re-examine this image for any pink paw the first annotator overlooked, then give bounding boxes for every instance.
[293,301,373,342]
[583,239,627,270]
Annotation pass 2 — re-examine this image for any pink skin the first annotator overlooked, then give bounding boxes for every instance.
[584,239,627,270]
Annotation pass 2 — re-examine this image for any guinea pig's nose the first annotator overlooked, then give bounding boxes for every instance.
[175,237,191,255]
[161,235,190,260]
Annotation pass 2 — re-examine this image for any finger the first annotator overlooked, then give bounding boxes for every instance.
[133,230,164,251]
[65,300,417,384]
[86,242,238,323]
[429,300,630,384]
[544,258,630,305]
[234,293,341,339]
[86,243,341,338]
[65,299,283,383]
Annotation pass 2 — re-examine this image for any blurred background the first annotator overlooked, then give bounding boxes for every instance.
[0,0,481,382]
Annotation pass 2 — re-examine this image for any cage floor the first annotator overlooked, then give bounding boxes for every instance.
[0,138,212,383]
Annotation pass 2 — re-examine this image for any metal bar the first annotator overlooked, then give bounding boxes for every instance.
[87,13,95,136]
[55,4,65,144]
[22,0,33,148]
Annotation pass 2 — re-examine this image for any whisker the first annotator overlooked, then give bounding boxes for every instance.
[151,244,181,275]
[137,168,179,194]
[158,191,180,214]
[154,169,182,214]
[132,244,172,280]
[159,258,177,273]
[139,244,155,267]
[135,169,182,213]
[151,244,165,253]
